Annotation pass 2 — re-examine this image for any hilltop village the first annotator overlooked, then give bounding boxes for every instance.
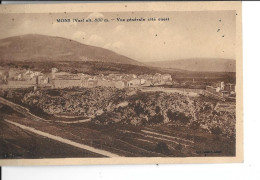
[0,67,237,100]
[0,67,173,89]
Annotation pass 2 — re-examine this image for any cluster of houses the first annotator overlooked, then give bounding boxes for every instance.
[205,81,236,100]
[0,67,237,101]
[0,68,42,88]
[51,68,172,89]
[0,67,173,89]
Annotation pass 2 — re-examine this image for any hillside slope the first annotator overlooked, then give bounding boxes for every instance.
[145,58,236,72]
[0,34,142,66]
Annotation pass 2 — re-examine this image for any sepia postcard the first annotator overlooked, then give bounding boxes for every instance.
[0,1,243,165]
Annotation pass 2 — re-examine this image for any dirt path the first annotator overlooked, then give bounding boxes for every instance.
[141,130,194,144]
[54,118,92,124]
[4,119,121,158]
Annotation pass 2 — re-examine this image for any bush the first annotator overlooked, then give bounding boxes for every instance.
[134,103,145,116]
[210,126,222,135]
[175,143,182,151]
[167,110,190,124]
[155,106,161,114]
[47,90,60,96]
[140,117,148,125]
[190,121,200,130]
[155,142,169,154]
[149,114,164,124]
[0,105,15,115]
[167,109,175,121]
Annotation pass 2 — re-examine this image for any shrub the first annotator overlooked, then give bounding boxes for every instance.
[210,126,222,135]
[175,143,182,151]
[47,90,60,96]
[134,103,145,116]
[155,142,169,154]
[190,121,200,130]
[173,111,190,124]
[155,106,161,114]
[167,109,175,121]
[140,117,148,125]
[149,114,164,124]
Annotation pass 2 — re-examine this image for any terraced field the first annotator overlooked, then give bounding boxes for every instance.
[0,108,235,158]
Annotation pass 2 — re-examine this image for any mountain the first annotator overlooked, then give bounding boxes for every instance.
[0,34,143,66]
[145,58,236,72]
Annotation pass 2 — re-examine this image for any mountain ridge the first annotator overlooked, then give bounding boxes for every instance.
[145,58,236,72]
[0,34,236,73]
[0,34,143,66]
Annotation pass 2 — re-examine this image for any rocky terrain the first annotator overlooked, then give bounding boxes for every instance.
[1,87,236,139]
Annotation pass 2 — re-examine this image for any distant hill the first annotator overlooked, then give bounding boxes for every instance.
[0,34,143,66]
[145,58,236,72]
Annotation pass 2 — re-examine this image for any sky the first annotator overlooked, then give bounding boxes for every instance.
[0,11,236,62]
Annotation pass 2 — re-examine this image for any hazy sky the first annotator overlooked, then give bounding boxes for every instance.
[0,11,236,62]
